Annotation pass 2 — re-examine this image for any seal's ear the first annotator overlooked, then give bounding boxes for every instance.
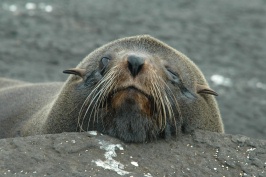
[196,84,218,96]
[63,68,86,78]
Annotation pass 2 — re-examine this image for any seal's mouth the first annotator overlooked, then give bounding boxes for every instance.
[107,86,155,116]
[111,86,150,99]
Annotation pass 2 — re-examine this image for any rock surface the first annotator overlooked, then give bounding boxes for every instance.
[0,131,265,177]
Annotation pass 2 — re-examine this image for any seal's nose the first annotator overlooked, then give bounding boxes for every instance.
[127,55,144,77]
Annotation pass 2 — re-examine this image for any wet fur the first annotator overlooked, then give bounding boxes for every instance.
[0,35,224,142]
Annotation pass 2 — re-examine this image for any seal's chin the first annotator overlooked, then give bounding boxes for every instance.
[109,86,153,117]
[99,86,161,143]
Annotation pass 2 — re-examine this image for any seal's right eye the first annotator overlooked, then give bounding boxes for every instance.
[99,57,111,74]
[165,67,180,83]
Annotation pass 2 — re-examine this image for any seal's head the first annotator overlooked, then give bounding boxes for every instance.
[63,35,220,143]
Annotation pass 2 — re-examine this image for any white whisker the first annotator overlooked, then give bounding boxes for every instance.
[77,66,119,132]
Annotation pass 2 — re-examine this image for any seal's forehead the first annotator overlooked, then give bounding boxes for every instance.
[79,35,186,68]
[112,35,169,50]
[104,35,178,58]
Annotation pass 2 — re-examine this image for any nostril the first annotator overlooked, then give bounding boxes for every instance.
[127,55,144,77]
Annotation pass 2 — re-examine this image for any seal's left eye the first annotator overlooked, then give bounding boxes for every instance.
[99,57,111,74]
[101,57,110,66]
[99,57,111,75]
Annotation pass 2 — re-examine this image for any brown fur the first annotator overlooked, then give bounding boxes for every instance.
[0,35,224,142]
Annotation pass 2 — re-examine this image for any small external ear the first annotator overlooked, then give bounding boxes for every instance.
[63,68,86,78]
[196,84,218,96]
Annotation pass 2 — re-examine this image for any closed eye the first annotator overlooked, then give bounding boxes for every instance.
[165,67,180,82]
[100,57,110,69]
[165,66,195,99]
[166,68,178,77]
[99,56,111,75]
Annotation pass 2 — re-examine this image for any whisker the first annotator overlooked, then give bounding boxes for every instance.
[77,74,110,130]
[159,76,182,120]
[77,66,119,132]
[91,73,117,130]
[149,69,180,133]
[157,76,182,136]
[78,73,110,131]
[151,75,166,129]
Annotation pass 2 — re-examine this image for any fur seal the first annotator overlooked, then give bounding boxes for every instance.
[0,35,224,142]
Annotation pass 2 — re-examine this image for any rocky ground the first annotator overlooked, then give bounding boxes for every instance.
[0,131,265,177]
[0,0,265,176]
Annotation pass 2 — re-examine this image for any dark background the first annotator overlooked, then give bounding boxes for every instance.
[0,0,265,139]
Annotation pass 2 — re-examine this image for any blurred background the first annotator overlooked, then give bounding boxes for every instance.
[0,0,265,139]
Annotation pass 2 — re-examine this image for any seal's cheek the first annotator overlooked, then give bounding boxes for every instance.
[111,89,151,116]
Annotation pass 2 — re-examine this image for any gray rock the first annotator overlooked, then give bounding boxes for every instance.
[0,131,265,177]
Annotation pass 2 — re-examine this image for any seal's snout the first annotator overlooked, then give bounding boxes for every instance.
[127,55,144,77]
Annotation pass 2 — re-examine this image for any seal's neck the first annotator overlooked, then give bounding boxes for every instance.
[42,77,84,134]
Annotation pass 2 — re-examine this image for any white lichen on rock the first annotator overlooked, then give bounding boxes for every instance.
[92,140,130,175]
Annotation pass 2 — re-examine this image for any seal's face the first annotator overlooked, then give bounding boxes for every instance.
[63,35,218,142]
